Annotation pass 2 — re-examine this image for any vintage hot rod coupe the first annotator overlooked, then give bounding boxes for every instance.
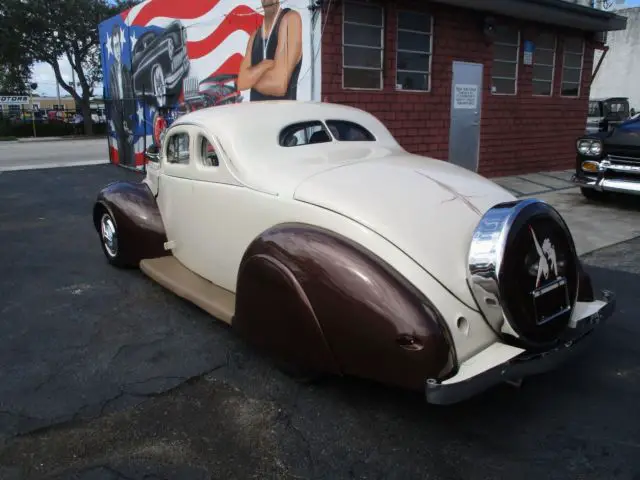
[93,101,615,404]
[573,114,640,200]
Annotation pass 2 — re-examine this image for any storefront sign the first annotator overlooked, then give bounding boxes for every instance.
[0,95,29,105]
[453,84,478,109]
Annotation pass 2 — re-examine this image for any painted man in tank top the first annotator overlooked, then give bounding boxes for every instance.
[236,0,303,101]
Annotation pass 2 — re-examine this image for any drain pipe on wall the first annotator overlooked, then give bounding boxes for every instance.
[309,0,324,102]
[590,45,610,89]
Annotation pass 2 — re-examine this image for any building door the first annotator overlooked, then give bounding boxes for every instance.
[448,61,483,172]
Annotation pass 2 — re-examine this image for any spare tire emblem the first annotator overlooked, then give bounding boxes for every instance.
[530,225,558,288]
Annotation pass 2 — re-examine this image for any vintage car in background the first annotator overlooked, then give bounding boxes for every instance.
[92,101,615,405]
[179,74,243,114]
[131,20,190,108]
[573,115,640,200]
[585,97,631,134]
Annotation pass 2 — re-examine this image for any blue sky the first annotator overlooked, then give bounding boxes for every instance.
[30,0,640,98]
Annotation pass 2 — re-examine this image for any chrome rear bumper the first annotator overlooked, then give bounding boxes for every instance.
[425,290,616,405]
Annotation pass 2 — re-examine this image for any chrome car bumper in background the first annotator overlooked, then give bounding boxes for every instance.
[572,157,640,196]
[425,290,616,405]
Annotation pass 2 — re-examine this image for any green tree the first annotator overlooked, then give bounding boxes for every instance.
[0,3,32,93]
[0,0,139,134]
[0,65,30,93]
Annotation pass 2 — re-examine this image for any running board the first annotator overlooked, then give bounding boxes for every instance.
[139,256,235,325]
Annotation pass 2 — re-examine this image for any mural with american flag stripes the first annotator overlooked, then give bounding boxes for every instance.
[98,0,319,169]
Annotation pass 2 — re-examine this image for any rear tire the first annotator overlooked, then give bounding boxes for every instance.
[580,187,607,202]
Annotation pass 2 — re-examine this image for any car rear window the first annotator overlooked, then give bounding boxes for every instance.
[279,119,376,147]
[325,120,375,141]
[279,121,332,147]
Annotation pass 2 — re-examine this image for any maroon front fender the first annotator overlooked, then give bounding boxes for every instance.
[93,181,169,266]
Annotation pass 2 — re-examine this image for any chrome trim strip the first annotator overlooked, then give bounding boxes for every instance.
[601,158,640,174]
[607,154,640,164]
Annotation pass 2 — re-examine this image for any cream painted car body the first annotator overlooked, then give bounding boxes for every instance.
[146,102,514,362]
[95,100,615,405]
[150,102,515,307]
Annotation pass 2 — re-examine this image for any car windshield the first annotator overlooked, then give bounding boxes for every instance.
[588,101,602,117]
[604,101,628,119]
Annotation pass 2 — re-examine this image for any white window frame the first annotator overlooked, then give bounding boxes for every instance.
[492,27,520,96]
[560,37,585,98]
[532,33,556,97]
[342,0,384,91]
[165,131,191,165]
[395,9,433,92]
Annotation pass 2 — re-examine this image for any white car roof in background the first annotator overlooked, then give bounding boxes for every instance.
[170,101,405,194]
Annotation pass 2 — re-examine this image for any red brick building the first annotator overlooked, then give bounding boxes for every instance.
[318,0,627,177]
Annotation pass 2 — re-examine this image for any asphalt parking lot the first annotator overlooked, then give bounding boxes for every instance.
[1,164,640,480]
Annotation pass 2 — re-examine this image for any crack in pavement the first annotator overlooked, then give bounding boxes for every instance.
[275,386,317,475]
[13,360,231,441]
[108,336,169,367]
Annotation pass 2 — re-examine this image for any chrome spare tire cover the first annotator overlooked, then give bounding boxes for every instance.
[467,198,579,348]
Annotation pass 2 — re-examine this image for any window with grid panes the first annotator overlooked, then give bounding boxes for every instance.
[342,1,384,89]
[491,25,520,95]
[396,10,432,91]
[532,33,556,96]
[561,37,584,97]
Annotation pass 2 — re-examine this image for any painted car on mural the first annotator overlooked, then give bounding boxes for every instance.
[179,74,244,114]
[131,20,190,108]
[92,101,616,405]
[573,114,640,200]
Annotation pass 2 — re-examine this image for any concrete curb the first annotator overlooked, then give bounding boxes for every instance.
[15,136,107,143]
[0,159,110,172]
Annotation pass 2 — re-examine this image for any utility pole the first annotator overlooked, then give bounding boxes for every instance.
[29,82,38,137]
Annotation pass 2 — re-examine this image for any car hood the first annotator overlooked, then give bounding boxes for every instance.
[293,154,516,309]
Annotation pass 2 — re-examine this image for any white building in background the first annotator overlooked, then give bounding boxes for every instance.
[590,7,640,111]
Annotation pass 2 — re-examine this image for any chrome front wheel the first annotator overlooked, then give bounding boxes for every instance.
[100,213,118,258]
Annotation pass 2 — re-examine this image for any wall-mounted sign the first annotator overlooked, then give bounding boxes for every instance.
[523,41,535,66]
[0,96,29,105]
[453,84,478,109]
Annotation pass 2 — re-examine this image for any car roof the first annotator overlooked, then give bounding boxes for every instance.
[169,100,402,193]
[590,97,629,102]
[171,100,400,158]
[173,100,385,130]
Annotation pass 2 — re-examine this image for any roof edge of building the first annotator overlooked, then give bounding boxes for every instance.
[432,0,628,32]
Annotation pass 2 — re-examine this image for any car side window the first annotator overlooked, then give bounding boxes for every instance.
[279,121,332,147]
[166,132,190,164]
[325,120,376,141]
[199,135,219,167]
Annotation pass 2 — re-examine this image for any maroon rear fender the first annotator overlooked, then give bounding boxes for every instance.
[93,181,169,266]
[233,223,457,391]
